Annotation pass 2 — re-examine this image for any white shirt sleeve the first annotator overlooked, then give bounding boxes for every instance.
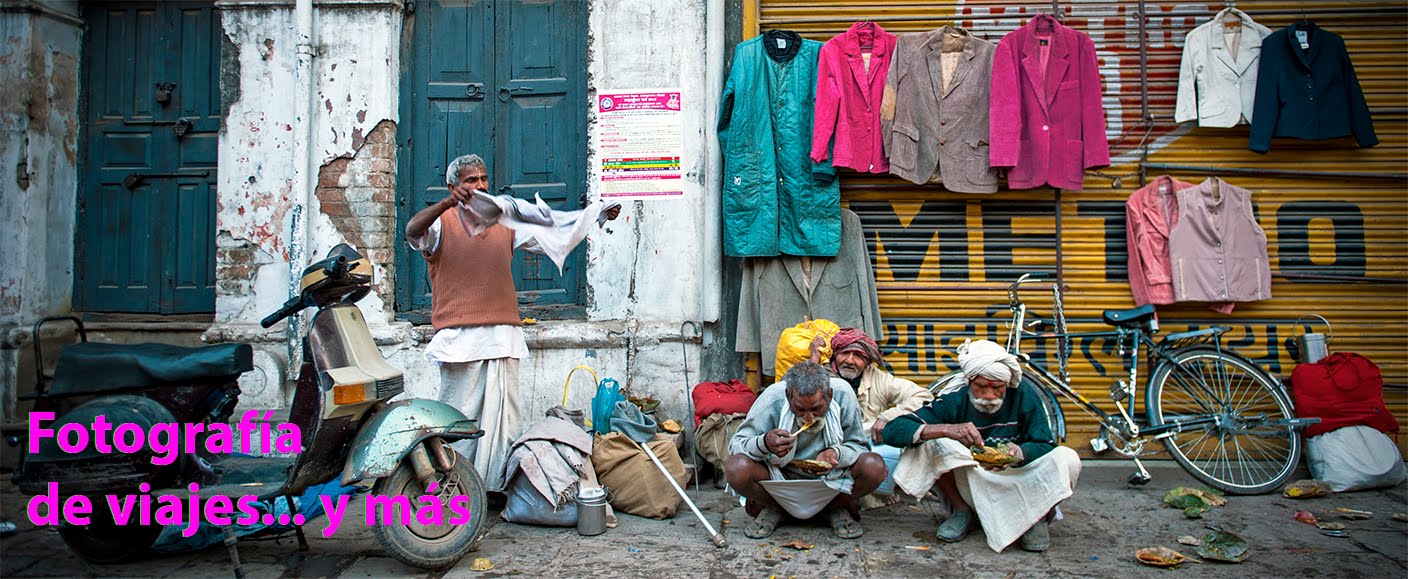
[407,218,442,255]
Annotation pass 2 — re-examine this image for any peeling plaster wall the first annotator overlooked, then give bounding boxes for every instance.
[0,3,80,327]
[0,2,81,419]
[207,0,723,427]
[215,1,401,329]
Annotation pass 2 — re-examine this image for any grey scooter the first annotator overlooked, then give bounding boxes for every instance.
[9,244,487,569]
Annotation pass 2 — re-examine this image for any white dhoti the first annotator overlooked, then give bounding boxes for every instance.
[894,439,1082,552]
[438,358,522,491]
[756,464,841,520]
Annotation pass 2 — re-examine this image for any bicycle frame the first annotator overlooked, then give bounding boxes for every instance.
[1000,274,1294,448]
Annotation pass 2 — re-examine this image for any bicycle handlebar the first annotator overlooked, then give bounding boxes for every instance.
[1008,273,1049,307]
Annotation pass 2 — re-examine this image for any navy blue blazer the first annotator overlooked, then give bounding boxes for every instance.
[1248,22,1377,153]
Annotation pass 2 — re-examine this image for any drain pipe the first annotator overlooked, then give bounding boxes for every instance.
[702,0,722,325]
[287,0,315,370]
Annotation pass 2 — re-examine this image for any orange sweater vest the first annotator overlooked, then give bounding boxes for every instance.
[427,210,521,330]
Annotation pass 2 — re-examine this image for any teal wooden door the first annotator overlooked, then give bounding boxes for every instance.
[398,0,587,316]
[76,1,220,314]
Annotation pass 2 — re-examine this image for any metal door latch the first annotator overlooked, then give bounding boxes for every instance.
[122,117,195,138]
[155,82,177,105]
[122,170,211,190]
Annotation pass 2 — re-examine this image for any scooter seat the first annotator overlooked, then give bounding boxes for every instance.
[49,342,253,396]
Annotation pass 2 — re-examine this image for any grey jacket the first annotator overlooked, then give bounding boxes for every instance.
[881,26,999,192]
[735,209,883,375]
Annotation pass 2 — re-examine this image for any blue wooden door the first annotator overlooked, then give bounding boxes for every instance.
[76,1,219,314]
[398,0,587,316]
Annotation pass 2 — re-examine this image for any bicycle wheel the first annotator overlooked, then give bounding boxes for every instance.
[1146,347,1300,495]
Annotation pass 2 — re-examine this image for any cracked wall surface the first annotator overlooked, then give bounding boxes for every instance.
[2,0,723,421]
[0,1,81,419]
[216,2,402,327]
[0,5,80,327]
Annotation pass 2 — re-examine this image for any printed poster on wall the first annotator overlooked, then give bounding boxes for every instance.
[597,89,684,200]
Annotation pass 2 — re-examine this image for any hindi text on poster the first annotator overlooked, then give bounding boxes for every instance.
[597,90,685,200]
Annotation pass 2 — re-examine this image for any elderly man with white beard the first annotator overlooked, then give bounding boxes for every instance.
[881,339,1082,553]
[810,328,933,507]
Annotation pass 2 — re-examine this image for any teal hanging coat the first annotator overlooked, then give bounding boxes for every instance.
[719,33,841,257]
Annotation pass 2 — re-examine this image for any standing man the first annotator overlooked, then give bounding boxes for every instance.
[405,153,620,491]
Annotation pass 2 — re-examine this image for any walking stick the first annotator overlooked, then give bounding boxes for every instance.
[638,440,727,548]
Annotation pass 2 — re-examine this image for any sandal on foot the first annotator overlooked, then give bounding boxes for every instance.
[829,509,865,539]
[743,508,784,539]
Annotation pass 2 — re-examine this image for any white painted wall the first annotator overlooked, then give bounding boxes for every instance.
[0,3,82,419]
[216,1,402,328]
[0,2,81,328]
[213,0,724,423]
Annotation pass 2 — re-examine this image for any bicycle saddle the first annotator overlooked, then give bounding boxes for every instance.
[1102,304,1156,328]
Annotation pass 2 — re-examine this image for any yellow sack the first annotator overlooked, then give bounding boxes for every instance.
[774,319,840,378]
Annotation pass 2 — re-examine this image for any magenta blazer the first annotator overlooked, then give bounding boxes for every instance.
[811,21,897,173]
[989,14,1110,190]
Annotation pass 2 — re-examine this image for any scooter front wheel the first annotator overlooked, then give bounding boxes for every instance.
[371,446,487,569]
[59,506,162,563]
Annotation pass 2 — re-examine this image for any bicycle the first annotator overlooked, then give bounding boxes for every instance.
[928,273,1318,495]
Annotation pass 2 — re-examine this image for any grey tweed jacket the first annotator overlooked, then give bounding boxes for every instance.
[881,26,999,193]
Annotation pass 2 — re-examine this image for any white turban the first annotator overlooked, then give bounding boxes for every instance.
[957,339,1022,388]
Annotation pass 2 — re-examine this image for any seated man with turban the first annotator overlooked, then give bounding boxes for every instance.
[727,362,887,540]
[881,339,1081,552]
[811,328,933,507]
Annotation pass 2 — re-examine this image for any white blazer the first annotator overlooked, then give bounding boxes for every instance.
[1175,8,1272,127]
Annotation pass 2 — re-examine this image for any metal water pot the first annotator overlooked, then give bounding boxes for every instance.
[1286,314,1333,364]
[575,486,609,536]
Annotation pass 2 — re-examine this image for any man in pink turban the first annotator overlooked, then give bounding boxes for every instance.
[811,328,933,506]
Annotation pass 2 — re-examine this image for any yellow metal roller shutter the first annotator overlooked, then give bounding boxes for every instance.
[746,1,1408,454]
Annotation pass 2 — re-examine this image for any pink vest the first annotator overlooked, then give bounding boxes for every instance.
[1167,178,1272,304]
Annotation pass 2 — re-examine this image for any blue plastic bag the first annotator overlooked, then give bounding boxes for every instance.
[591,378,625,435]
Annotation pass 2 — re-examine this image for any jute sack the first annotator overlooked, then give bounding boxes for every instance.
[696,412,747,474]
[591,432,687,519]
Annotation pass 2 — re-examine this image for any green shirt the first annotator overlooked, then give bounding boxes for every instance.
[880,381,1056,466]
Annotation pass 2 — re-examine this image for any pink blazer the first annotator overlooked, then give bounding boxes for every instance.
[811,21,897,173]
[990,14,1110,190]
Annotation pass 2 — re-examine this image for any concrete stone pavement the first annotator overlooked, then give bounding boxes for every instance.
[2,461,1405,578]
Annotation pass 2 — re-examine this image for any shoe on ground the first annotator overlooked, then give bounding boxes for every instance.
[936,509,973,543]
[1019,519,1050,552]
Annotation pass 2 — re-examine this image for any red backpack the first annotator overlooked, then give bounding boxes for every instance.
[1290,352,1399,438]
[691,380,757,427]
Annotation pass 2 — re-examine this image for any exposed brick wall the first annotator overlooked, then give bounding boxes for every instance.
[316,119,397,307]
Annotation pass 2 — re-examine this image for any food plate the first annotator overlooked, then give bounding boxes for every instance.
[789,459,834,476]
